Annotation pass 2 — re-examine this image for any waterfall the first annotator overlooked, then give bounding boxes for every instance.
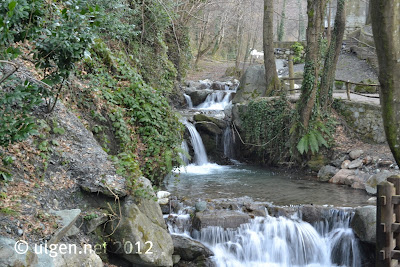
[167,208,361,267]
[223,126,234,159]
[184,94,193,108]
[179,140,190,165]
[313,209,361,267]
[182,119,208,165]
[197,91,233,110]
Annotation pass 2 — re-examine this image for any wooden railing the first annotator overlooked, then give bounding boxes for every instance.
[280,59,380,99]
[377,176,400,266]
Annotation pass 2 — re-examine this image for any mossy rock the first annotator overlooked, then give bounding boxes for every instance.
[193,114,226,129]
[307,154,329,172]
[225,66,243,79]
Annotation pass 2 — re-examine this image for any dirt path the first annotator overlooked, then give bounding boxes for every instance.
[188,53,378,84]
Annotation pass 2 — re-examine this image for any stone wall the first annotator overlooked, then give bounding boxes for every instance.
[345,0,368,33]
[335,99,386,144]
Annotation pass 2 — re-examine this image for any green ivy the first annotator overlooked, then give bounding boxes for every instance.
[81,40,184,185]
[291,42,305,64]
[240,97,293,164]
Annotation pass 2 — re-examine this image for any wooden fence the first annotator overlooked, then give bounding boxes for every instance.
[377,176,400,266]
[280,58,380,99]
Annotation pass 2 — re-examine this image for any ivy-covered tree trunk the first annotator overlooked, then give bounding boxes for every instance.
[278,0,287,42]
[320,0,346,111]
[370,0,400,166]
[263,0,280,96]
[296,0,328,130]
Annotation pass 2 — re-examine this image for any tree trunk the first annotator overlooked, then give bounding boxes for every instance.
[326,1,332,46]
[297,0,328,130]
[370,0,400,166]
[297,0,305,41]
[278,0,287,42]
[320,0,346,111]
[263,0,280,96]
[235,13,244,69]
[195,13,226,67]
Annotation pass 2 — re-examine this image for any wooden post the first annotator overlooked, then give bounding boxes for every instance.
[388,176,400,257]
[288,55,295,95]
[346,81,351,100]
[377,181,397,267]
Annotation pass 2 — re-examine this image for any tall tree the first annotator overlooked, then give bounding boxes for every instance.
[370,0,400,166]
[263,0,280,96]
[320,0,346,111]
[278,0,287,42]
[297,0,305,41]
[296,0,328,130]
[290,0,328,160]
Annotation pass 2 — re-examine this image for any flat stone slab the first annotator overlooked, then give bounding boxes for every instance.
[193,210,250,230]
[49,209,81,245]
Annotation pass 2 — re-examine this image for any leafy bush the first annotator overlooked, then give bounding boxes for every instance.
[0,0,96,147]
[291,42,305,64]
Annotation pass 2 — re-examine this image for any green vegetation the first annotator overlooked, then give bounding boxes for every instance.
[0,0,190,185]
[290,42,305,64]
[240,97,293,164]
[79,40,184,185]
[334,81,344,89]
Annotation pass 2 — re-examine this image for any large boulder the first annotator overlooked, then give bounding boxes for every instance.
[192,210,250,230]
[52,244,104,267]
[210,81,226,91]
[0,237,103,267]
[171,235,213,261]
[52,102,128,197]
[185,88,213,106]
[193,114,226,129]
[49,209,81,245]
[0,236,47,267]
[329,169,369,189]
[233,65,267,103]
[106,177,174,266]
[195,122,222,135]
[365,172,400,194]
[351,206,376,244]
[317,165,338,182]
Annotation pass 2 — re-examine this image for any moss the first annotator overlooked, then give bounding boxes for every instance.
[307,154,328,172]
[354,84,377,93]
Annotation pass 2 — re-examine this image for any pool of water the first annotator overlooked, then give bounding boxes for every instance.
[165,164,370,207]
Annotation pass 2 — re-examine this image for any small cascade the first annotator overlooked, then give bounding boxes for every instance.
[165,209,192,237]
[182,119,208,165]
[223,126,235,159]
[184,94,193,108]
[313,209,361,267]
[197,91,233,110]
[168,208,361,267]
[179,140,190,165]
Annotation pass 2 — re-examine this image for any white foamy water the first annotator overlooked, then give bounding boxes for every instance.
[196,91,234,110]
[184,94,193,108]
[182,119,208,165]
[174,163,243,175]
[166,209,361,267]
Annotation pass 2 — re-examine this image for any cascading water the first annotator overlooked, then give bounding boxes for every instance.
[182,119,208,165]
[184,94,193,108]
[223,126,235,159]
[179,140,190,165]
[197,91,233,110]
[166,208,361,267]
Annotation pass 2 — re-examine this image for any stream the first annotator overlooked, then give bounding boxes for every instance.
[165,71,371,266]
